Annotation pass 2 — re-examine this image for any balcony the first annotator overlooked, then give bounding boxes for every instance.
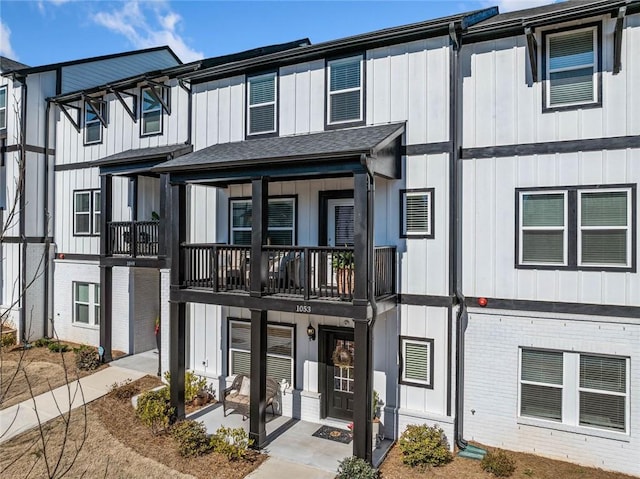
[182,244,396,302]
[107,220,160,257]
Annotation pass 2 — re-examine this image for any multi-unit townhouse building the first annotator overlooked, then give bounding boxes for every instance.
[1,0,638,475]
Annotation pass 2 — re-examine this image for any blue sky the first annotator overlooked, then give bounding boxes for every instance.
[0,0,558,67]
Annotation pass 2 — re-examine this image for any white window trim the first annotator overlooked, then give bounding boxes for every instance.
[93,190,101,235]
[74,191,92,235]
[0,85,7,131]
[230,197,296,245]
[84,100,104,144]
[228,320,294,385]
[519,190,568,266]
[73,282,100,327]
[545,26,598,109]
[518,348,629,435]
[577,188,631,268]
[402,189,433,237]
[327,55,364,125]
[400,337,433,388]
[141,87,163,135]
[247,72,277,136]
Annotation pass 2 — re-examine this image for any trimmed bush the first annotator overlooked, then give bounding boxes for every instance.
[398,424,453,468]
[136,388,174,434]
[336,456,379,479]
[481,450,516,477]
[209,426,252,461]
[74,346,100,371]
[163,371,207,403]
[171,420,212,457]
[33,337,52,348]
[109,379,138,400]
[1,330,16,349]
[48,341,70,353]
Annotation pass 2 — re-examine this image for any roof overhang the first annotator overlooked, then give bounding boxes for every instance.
[154,123,405,186]
[95,143,193,176]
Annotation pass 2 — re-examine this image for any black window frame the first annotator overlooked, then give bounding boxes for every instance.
[325,53,366,130]
[245,70,279,139]
[515,184,636,272]
[140,85,167,137]
[228,195,298,246]
[83,98,106,146]
[73,188,101,236]
[399,336,434,389]
[541,22,602,113]
[400,188,435,239]
[226,317,297,388]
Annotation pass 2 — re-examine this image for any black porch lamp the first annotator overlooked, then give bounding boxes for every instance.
[306,323,316,341]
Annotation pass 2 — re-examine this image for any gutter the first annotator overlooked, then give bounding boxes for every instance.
[178,80,192,146]
[359,154,377,323]
[43,99,51,338]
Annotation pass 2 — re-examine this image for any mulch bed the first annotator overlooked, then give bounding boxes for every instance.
[379,443,638,479]
[90,376,267,479]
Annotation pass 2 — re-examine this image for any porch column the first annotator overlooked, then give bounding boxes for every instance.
[353,172,369,304]
[131,177,139,257]
[99,173,113,362]
[250,177,268,297]
[353,320,374,461]
[249,309,268,448]
[169,183,187,420]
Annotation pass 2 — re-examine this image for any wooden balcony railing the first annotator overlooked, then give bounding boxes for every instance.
[107,221,159,257]
[181,243,396,301]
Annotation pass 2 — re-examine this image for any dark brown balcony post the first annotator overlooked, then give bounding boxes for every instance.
[250,177,268,297]
[249,308,268,448]
[353,172,369,304]
[99,173,113,362]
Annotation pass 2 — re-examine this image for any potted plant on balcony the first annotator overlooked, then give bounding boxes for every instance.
[332,248,354,298]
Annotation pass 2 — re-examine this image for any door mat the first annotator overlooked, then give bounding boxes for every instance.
[312,425,352,444]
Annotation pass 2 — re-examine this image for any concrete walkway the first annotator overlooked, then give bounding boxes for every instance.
[0,365,145,444]
[246,457,336,479]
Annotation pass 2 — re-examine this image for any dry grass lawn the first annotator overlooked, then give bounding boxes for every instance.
[379,443,638,479]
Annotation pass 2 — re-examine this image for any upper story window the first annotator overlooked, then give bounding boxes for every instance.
[544,25,600,110]
[0,85,7,131]
[400,189,434,239]
[141,87,164,136]
[230,197,296,246]
[247,72,277,136]
[327,55,364,126]
[517,185,634,271]
[84,99,105,145]
[74,189,101,236]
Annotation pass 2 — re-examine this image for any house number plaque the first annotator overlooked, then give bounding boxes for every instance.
[295,305,312,313]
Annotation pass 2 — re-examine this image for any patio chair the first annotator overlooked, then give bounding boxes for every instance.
[222,374,278,419]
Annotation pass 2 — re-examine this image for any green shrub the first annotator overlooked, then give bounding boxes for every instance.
[336,456,379,479]
[33,337,52,348]
[136,388,174,434]
[171,420,212,457]
[1,331,16,349]
[48,341,70,353]
[398,424,452,468]
[74,346,101,371]
[481,450,516,477]
[109,379,139,400]
[163,371,207,403]
[209,426,252,461]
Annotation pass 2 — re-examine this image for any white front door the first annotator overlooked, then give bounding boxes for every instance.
[327,198,355,247]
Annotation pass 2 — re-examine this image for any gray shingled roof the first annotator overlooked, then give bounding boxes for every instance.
[93,143,193,167]
[155,123,405,172]
[0,56,30,72]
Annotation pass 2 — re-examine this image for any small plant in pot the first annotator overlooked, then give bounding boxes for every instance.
[332,248,354,298]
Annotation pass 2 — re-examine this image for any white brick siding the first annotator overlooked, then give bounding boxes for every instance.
[464,309,640,476]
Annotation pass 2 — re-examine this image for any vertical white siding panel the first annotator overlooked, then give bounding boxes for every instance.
[279,65,297,136]
[579,151,604,184]
[474,42,496,147]
[370,47,391,125]
[626,16,640,134]
[406,41,427,145]
[217,79,231,144]
[229,76,245,142]
[493,157,517,298]
[389,44,408,123]
[462,46,476,148]
[207,85,220,147]
[579,272,604,304]
[494,39,517,145]
[425,41,448,143]
[309,60,325,134]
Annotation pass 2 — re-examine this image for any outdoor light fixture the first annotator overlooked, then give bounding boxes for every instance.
[478,297,488,307]
[307,323,316,341]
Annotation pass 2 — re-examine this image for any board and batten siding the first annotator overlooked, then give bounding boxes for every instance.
[462,13,640,148]
[55,79,188,166]
[462,148,640,306]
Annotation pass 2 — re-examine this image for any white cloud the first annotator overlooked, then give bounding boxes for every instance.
[490,0,560,13]
[92,1,203,63]
[0,21,17,59]
[37,0,72,14]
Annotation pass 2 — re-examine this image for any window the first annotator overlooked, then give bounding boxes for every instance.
[84,99,105,144]
[228,320,295,385]
[399,337,434,388]
[230,197,295,246]
[544,25,599,109]
[0,85,7,131]
[327,55,363,125]
[141,87,163,135]
[400,189,434,239]
[73,282,100,326]
[247,72,277,136]
[519,349,629,434]
[74,189,100,236]
[517,186,634,270]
